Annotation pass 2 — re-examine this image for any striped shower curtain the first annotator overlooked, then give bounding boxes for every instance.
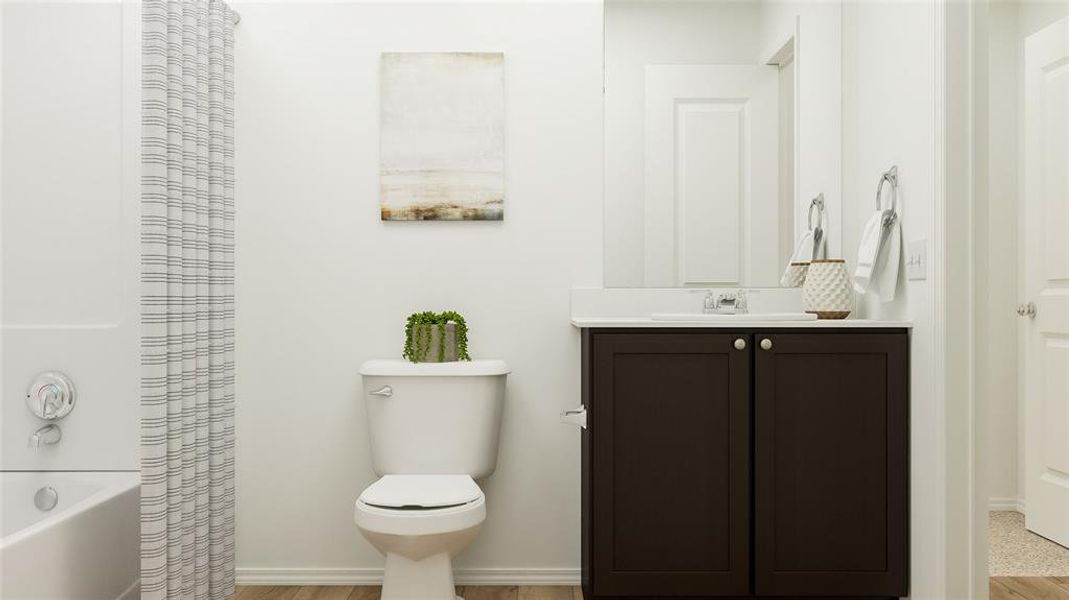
[141,1,236,598]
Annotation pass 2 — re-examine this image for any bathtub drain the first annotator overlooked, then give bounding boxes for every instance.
[34,486,58,511]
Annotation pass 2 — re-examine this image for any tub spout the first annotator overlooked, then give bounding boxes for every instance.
[29,424,62,449]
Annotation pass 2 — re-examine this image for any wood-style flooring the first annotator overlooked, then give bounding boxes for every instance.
[236,582,1069,600]
[233,586,582,600]
[991,577,1069,599]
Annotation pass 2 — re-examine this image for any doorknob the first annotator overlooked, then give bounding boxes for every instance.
[760,338,773,351]
[1017,302,1037,319]
[734,338,747,351]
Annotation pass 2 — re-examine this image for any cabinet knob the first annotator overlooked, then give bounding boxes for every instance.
[760,338,773,351]
[734,338,747,351]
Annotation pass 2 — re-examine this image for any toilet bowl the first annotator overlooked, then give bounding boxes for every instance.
[356,360,509,600]
[355,475,485,600]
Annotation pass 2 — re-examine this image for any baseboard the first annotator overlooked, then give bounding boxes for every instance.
[988,497,1025,512]
[236,567,581,586]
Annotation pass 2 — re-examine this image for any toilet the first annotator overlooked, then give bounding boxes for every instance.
[355,359,509,600]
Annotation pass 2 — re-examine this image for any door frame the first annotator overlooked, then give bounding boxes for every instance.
[937,0,986,598]
[765,24,800,268]
[942,2,1069,597]
[927,1,1038,596]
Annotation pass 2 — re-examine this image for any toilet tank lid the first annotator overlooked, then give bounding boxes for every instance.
[359,359,510,377]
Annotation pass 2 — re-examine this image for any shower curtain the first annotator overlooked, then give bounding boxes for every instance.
[141,1,236,598]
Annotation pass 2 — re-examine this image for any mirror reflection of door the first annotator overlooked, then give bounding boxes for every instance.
[603,1,842,288]
[644,64,781,287]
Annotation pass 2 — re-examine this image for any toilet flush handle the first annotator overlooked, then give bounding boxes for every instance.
[369,386,393,398]
[561,406,587,430]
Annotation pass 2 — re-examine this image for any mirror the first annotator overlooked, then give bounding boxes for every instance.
[603,0,843,287]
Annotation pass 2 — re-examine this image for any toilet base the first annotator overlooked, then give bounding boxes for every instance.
[381,551,457,600]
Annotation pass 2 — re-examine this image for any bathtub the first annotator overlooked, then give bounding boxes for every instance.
[0,471,139,600]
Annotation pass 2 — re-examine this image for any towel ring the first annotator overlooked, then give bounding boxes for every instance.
[808,193,825,232]
[876,166,899,227]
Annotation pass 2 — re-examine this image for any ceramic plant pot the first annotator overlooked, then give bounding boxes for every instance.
[411,323,458,362]
[802,259,854,319]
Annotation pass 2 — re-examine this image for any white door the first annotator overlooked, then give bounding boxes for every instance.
[644,65,779,287]
[1023,15,1069,548]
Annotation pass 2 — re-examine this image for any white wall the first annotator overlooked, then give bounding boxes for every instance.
[842,3,943,597]
[603,1,760,287]
[0,0,140,471]
[231,0,602,580]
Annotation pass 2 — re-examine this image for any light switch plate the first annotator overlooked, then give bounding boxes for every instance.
[907,239,927,281]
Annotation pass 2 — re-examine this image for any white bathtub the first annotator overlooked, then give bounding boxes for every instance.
[0,471,140,600]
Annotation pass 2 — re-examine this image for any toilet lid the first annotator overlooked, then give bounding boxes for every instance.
[359,475,482,509]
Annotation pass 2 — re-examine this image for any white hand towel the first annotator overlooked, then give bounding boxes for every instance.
[853,212,902,302]
[872,217,902,302]
[790,231,814,263]
[852,213,883,294]
[811,227,827,261]
[780,230,814,286]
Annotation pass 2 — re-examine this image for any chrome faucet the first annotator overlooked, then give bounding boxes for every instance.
[29,424,62,450]
[703,291,718,313]
[703,290,748,315]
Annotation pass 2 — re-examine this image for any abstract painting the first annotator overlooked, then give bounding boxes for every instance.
[380,52,504,221]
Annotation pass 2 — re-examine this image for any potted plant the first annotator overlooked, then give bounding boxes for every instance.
[402,311,472,363]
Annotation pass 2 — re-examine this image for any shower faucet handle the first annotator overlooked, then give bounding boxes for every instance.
[26,372,76,420]
[39,384,62,417]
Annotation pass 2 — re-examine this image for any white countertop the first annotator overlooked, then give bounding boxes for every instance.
[571,317,913,329]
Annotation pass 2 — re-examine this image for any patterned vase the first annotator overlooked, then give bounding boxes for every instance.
[781,262,809,288]
[802,259,853,319]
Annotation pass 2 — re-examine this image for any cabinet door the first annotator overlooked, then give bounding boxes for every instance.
[754,333,908,597]
[590,332,750,597]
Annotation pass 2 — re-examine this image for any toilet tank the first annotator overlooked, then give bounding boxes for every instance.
[358,359,509,479]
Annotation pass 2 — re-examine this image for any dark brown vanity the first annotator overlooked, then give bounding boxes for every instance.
[577,327,909,600]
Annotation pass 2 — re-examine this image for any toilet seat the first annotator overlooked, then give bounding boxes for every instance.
[360,474,482,509]
[355,475,486,536]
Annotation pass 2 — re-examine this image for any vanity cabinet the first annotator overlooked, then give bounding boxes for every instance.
[587,333,752,596]
[580,329,909,600]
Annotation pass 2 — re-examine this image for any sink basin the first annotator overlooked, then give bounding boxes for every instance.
[651,312,817,322]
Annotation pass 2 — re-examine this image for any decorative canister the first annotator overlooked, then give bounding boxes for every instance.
[780,262,809,288]
[411,323,458,362]
[802,259,853,319]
